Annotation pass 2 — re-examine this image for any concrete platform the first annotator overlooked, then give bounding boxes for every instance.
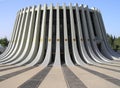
[0,65,120,88]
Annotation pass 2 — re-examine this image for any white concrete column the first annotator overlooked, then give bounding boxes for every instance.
[18,5,42,66]
[76,4,94,64]
[4,8,31,64]
[93,9,113,60]
[3,7,32,64]
[41,4,53,66]
[63,3,74,66]
[11,12,20,42]
[75,4,90,64]
[0,11,22,61]
[69,3,85,65]
[1,8,27,63]
[8,6,37,65]
[80,4,96,64]
[97,11,120,58]
[0,13,20,58]
[29,4,47,66]
[6,11,23,58]
[82,6,103,63]
[54,3,61,66]
[85,6,109,62]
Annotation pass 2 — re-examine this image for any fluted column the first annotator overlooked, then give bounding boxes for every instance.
[75,4,91,64]
[69,3,85,65]
[97,11,120,58]
[1,8,26,63]
[0,13,20,58]
[76,4,94,64]
[54,4,61,66]
[0,11,22,61]
[29,4,47,66]
[63,3,74,66]
[41,4,53,66]
[82,6,103,63]
[18,5,42,66]
[9,6,36,65]
[93,9,113,60]
[85,7,109,62]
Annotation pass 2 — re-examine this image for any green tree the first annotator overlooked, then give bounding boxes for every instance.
[0,37,9,47]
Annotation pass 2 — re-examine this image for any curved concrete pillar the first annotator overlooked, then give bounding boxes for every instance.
[75,4,92,64]
[81,5,101,63]
[8,6,37,65]
[85,6,110,63]
[28,4,47,66]
[1,7,32,64]
[84,6,110,63]
[16,5,42,66]
[0,13,20,58]
[93,10,114,60]
[0,9,26,63]
[69,3,85,65]
[0,11,22,60]
[96,11,120,59]
[63,3,74,66]
[53,4,61,66]
[41,4,53,66]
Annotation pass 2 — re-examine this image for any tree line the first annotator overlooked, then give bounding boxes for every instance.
[107,34,120,51]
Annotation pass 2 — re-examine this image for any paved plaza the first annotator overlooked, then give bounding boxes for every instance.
[0,61,120,88]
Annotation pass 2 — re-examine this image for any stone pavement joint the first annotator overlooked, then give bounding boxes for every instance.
[0,66,36,82]
[79,66,120,86]
[0,66,20,72]
[62,66,87,88]
[18,67,52,88]
[93,65,120,73]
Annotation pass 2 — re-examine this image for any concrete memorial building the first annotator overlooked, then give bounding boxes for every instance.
[0,4,120,88]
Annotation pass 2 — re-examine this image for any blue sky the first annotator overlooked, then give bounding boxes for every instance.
[0,0,120,39]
